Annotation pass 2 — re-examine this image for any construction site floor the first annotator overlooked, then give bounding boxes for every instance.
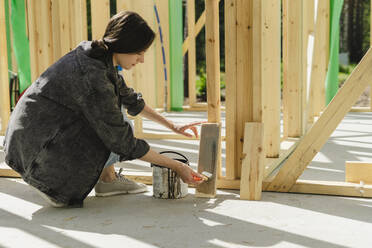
[1,112,372,248]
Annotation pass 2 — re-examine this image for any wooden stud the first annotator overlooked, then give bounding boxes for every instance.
[90,0,110,40]
[252,0,262,122]
[265,48,372,192]
[70,0,87,48]
[310,0,329,118]
[0,2,10,135]
[240,123,264,200]
[51,0,71,62]
[26,0,38,82]
[205,0,222,178]
[262,0,280,157]
[282,0,303,138]
[345,162,372,184]
[236,0,253,178]
[225,0,237,179]
[289,180,372,198]
[187,0,197,107]
[196,123,221,198]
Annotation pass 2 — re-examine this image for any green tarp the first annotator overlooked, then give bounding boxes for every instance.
[10,0,31,94]
[325,0,344,105]
[168,0,183,111]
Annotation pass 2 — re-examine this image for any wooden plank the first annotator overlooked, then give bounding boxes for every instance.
[187,0,197,107]
[282,0,303,138]
[196,123,221,197]
[70,0,87,48]
[116,0,132,11]
[236,0,253,178]
[304,0,316,126]
[311,0,329,118]
[51,0,71,62]
[205,0,221,124]
[90,0,110,40]
[182,10,205,56]
[0,1,10,135]
[262,0,280,157]
[205,0,222,177]
[350,107,371,112]
[37,0,53,76]
[240,123,264,200]
[252,0,262,122]
[289,180,372,198]
[265,48,372,192]
[26,0,38,82]
[345,162,372,184]
[225,0,237,179]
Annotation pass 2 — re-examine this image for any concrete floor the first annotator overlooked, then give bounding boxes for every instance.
[1,112,372,248]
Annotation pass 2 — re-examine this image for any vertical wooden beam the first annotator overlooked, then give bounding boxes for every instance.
[266,48,372,192]
[236,0,253,178]
[187,0,197,107]
[205,0,221,177]
[304,0,316,127]
[262,0,280,157]
[240,123,264,200]
[252,0,262,122]
[70,0,87,48]
[52,0,71,62]
[116,0,132,11]
[282,0,303,138]
[0,1,10,135]
[225,0,237,179]
[311,0,329,118]
[205,0,221,123]
[26,0,38,82]
[91,0,110,40]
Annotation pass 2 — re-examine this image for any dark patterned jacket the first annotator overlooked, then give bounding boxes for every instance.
[3,41,149,206]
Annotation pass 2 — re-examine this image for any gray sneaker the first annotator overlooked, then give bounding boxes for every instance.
[95,168,148,197]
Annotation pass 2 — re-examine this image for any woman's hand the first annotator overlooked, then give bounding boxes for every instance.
[171,121,205,138]
[176,163,205,185]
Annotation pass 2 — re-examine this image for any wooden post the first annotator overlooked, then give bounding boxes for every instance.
[70,0,87,48]
[91,0,110,40]
[187,0,197,107]
[266,48,372,192]
[262,0,281,157]
[240,123,264,200]
[225,0,238,179]
[282,0,303,138]
[310,0,329,118]
[51,0,71,62]
[205,0,221,177]
[0,2,10,134]
[26,0,37,82]
[236,0,253,178]
[252,0,262,122]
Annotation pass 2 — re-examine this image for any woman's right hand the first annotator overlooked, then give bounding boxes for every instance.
[176,163,205,185]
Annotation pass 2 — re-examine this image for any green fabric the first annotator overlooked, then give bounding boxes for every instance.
[4,0,12,73]
[168,0,183,111]
[10,0,31,93]
[325,0,343,105]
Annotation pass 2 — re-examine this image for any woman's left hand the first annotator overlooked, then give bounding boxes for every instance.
[171,121,204,138]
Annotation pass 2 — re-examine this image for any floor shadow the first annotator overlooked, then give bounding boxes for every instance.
[0,179,354,248]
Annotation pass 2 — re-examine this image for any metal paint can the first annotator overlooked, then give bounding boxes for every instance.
[151,151,189,199]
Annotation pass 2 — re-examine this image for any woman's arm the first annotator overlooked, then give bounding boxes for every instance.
[139,149,204,184]
[139,104,203,138]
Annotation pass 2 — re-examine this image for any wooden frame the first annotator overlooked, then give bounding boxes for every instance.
[3,0,372,201]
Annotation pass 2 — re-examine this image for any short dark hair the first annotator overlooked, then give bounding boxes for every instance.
[91,11,155,57]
